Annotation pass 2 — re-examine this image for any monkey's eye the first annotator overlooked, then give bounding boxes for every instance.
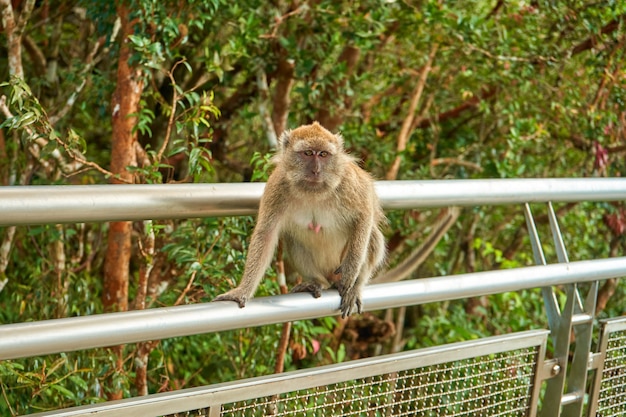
[319,151,329,157]
[303,150,314,156]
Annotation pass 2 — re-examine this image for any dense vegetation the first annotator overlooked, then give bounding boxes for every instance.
[1,0,625,414]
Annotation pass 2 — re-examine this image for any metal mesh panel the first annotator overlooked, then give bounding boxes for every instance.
[217,346,538,417]
[595,329,626,417]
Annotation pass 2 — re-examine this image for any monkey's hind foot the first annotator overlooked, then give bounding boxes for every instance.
[213,291,248,308]
[339,295,363,318]
[291,282,323,298]
[336,284,363,318]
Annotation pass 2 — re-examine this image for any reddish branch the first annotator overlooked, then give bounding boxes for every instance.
[572,14,625,56]
[102,3,144,401]
[413,86,497,130]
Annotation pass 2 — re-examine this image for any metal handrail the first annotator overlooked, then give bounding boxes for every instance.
[2,177,626,416]
[1,257,626,360]
[1,178,626,225]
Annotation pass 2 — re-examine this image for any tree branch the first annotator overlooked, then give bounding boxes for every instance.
[271,55,295,137]
[572,14,625,56]
[431,157,483,172]
[156,61,184,163]
[413,86,497,130]
[0,0,35,79]
[386,44,438,180]
[256,69,278,149]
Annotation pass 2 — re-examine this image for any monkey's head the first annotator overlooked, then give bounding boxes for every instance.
[276,122,353,193]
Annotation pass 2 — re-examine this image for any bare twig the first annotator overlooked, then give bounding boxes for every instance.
[431,157,483,172]
[257,69,279,150]
[458,34,557,63]
[50,17,121,125]
[1,95,130,181]
[49,134,129,181]
[260,5,307,39]
[386,44,438,180]
[0,94,57,174]
[156,60,188,164]
[174,270,198,306]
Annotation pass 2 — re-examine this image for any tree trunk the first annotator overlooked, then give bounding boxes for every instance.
[102,2,143,400]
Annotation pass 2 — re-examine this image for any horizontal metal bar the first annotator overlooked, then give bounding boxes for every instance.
[1,178,625,226]
[588,352,603,371]
[599,315,626,333]
[571,313,594,326]
[29,330,549,417]
[1,257,625,360]
[560,391,584,406]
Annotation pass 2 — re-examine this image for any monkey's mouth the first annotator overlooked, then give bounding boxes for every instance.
[304,175,324,184]
[301,177,328,191]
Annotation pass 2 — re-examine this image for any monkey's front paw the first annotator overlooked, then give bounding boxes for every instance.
[338,291,363,318]
[291,282,323,298]
[213,291,248,308]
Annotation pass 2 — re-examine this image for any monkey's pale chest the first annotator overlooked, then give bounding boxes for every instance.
[282,205,348,278]
[286,207,342,235]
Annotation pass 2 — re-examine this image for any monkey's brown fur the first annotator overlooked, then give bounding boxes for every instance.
[214,122,386,317]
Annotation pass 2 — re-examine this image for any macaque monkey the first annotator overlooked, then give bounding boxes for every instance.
[214,122,385,317]
[214,122,455,317]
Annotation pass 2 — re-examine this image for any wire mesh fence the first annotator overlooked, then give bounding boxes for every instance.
[163,332,546,417]
[221,349,538,417]
[592,318,626,417]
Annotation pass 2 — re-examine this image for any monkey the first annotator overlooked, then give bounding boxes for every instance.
[214,122,385,317]
[213,122,457,317]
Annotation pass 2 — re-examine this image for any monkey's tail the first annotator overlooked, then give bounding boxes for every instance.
[371,207,460,285]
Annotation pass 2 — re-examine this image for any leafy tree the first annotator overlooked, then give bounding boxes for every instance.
[1,0,625,414]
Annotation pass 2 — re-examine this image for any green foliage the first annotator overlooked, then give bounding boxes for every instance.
[2,0,626,413]
[0,352,110,414]
[250,151,274,182]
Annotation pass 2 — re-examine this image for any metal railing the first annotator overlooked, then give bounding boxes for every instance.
[0,258,624,361]
[1,178,626,417]
[2,178,626,226]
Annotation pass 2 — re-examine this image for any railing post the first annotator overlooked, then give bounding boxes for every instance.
[525,203,598,417]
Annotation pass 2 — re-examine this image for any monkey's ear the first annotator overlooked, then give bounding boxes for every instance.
[334,131,345,149]
[278,129,292,152]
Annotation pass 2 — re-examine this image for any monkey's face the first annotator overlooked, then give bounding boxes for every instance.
[282,137,341,192]
[290,144,341,190]
[278,123,346,193]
